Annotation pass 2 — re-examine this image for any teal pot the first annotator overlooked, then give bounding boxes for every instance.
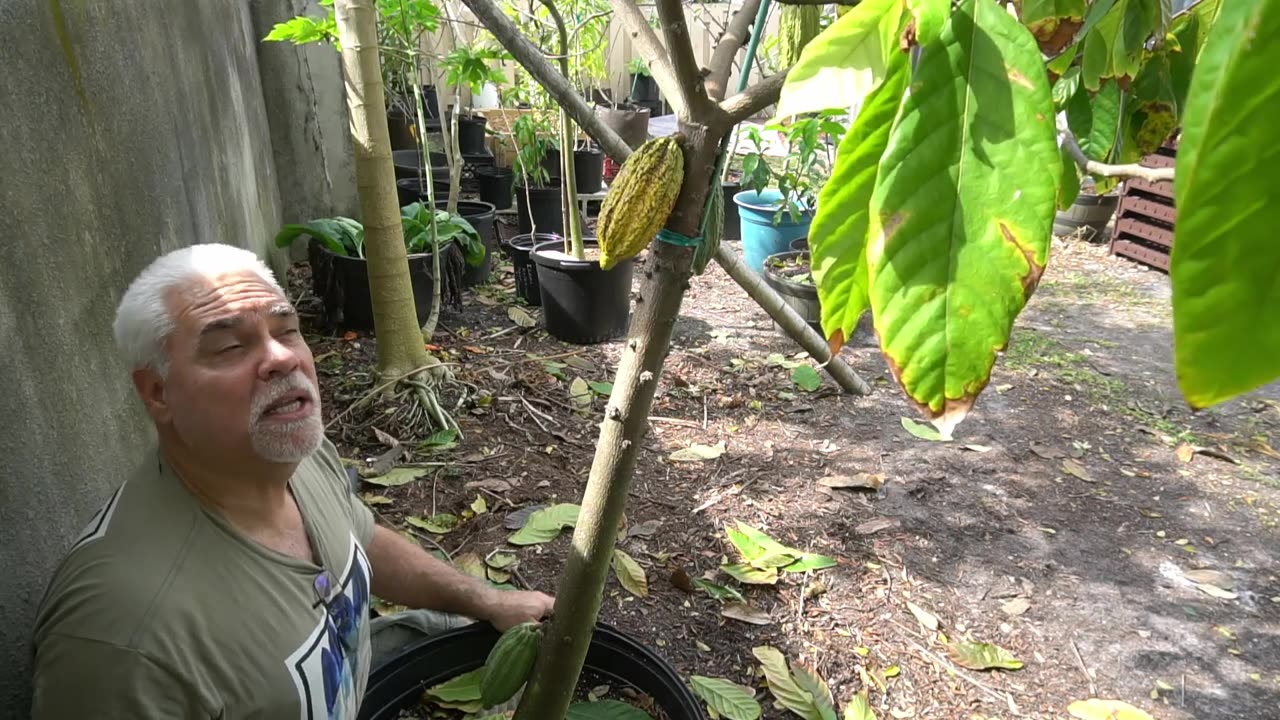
[733,189,814,274]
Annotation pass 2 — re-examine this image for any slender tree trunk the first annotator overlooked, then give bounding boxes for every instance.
[512,120,720,720]
[334,0,433,378]
[540,0,585,259]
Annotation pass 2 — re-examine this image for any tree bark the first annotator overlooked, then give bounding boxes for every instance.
[457,0,633,162]
[655,0,713,118]
[706,0,764,101]
[512,119,716,720]
[1059,125,1175,182]
[720,70,789,122]
[608,0,688,117]
[333,0,432,378]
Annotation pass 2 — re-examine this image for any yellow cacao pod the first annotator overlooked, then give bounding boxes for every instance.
[478,621,542,707]
[598,137,685,270]
[692,182,723,276]
[778,6,821,67]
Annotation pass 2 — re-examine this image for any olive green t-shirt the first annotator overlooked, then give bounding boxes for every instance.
[30,437,377,720]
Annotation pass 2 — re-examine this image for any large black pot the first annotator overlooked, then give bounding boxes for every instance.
[392,149,449,181]
[307,239,460,332]
[532,237,633,345]
[721,179,742,241]
[542,146,606,194]
[763,249,821,335]
[436,199,497,287]
[457,113,489,155]
[386,106,417,151]
[503,232,557,306]
[359,621,705,720]
[476,166,514,210]
[628,73,660,104]
[396,175,451,208]
[515,179,566,236]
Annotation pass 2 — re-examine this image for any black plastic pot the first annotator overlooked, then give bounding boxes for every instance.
[359,621,705,720]
[789,236,809,252]
[574,146,605,194]
[437,199,497,287]
[628,73,660,104]
[1054,189,1119,240]
[386,106,416,151]
[395,175,451,208]
[504,232,557,306]
[307,239,459,332]
[392,149,449,181]
[532,237,633,345]
[595,102,651,150]
[476,166,514,210]
[457,114,489,155]
[420,84,441,120]
[763,250,821,334]
[721,179,742,241]
[515,179,565,236]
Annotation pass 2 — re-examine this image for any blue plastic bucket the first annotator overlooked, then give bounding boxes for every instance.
[733,189,814,274]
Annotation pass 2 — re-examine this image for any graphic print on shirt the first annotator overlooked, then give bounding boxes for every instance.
[69,483,126,553]
[285,533,371,720]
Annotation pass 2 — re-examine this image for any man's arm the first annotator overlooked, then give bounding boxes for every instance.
[365,524,554,630]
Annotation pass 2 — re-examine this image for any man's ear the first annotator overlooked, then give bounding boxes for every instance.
[131,367,172,423]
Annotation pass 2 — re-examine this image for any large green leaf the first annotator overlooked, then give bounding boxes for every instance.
[1066,79,1121,160]
[688,676,762,720]
[774,0,905,119]
[811,53,910,349]
[1120,48,1178,160]
[565,699,654,720]
[1170,0,1280,408]
[865,0,1059,436]
[908,0,951,47]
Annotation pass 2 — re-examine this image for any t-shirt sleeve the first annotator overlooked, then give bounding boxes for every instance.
[314,436,376,547]
[31,634,212,719]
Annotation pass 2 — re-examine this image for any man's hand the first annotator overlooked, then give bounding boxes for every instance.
[482,589,555,631]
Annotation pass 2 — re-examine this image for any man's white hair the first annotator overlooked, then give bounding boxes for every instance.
[113,243,285,376]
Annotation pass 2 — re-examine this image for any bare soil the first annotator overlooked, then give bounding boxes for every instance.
[288,222,1280,720]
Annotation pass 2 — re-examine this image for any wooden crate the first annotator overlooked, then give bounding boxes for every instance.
[1110,135,1179,272]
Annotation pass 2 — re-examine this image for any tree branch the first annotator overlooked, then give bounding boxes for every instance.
[457,0,632,161]
[707,0,763,101]
[1059,126,1175,182]
[720,70,788,123]
[607,0,686,117]
[655,0,713,118]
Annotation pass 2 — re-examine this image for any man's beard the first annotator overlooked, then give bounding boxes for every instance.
[248,371,324,463]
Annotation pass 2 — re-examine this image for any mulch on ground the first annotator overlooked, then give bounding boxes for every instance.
[287,220,1280,720]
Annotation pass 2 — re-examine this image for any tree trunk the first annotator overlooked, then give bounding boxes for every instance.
[334,0,432,377]
[512,120,719,720]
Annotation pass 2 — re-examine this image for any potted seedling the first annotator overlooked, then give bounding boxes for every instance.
[272,202,483,334]
[734,112,844,273]
[762,248,821,334]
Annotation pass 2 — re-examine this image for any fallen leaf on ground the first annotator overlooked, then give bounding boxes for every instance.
[791,365,822,392]
[844,692,876,720]
[670,567,695,594]
[693,578,745,602]
[1067,698,1155,720]
[465,479,513,493]
[454,553,487,580]
[722,602,773,625]
[1062,459,1096,483]
[1183,569,1233,588]
[819,474,884,490]
[612,548,648,597]
[907,601,940,631]
[360,494,392,506]
[688,676,762,720]
[1001,597,1031,616]
[1194,583,1238,600]
[406,514,459,534]
[947,640,1023,670]
[626,519,662,538]
[901,417,948,442]
[505,504,543,529]
[963,444,993,453]
[373,427,400,447]
[1030,442,1065,459]
[752,646,823,719]
[362,467,426,487]
[485,552,517,570]
[507,306,536,327]
[565,355,596,372]
[856,518,900,535]
[721,563,779,585]
[569,377,592,411]
[507,503,580,545]
[1176,443,1196,463]
[670,441,727,462]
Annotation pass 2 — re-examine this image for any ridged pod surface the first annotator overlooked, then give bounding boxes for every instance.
[692,182,724,275]
[778,6,821,67]
[478,621,542,707]
[597,137,685,270]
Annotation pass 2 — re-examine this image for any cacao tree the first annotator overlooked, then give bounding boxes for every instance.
[460,0,1278,718]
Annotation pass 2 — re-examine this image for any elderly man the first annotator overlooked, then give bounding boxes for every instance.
[30,243,553,718]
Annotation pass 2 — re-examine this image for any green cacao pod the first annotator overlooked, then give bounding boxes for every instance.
[778,6,821,67]
[692,182,724,276]
[598,137,685,270]
[478,621,542,707]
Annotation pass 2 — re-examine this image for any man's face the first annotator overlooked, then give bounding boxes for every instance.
[139,269,324,465]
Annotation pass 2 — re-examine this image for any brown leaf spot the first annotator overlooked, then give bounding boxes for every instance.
[1033,18,1082,56]
[881,212,906,243]
[998,222,1045,297]
[900,18,918,52]
[1006,67,1034,91]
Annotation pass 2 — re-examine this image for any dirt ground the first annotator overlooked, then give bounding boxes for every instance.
[289,222,1280,720]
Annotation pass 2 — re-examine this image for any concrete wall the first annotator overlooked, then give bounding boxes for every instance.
[0,0,289,714]
[250,0,361,256]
